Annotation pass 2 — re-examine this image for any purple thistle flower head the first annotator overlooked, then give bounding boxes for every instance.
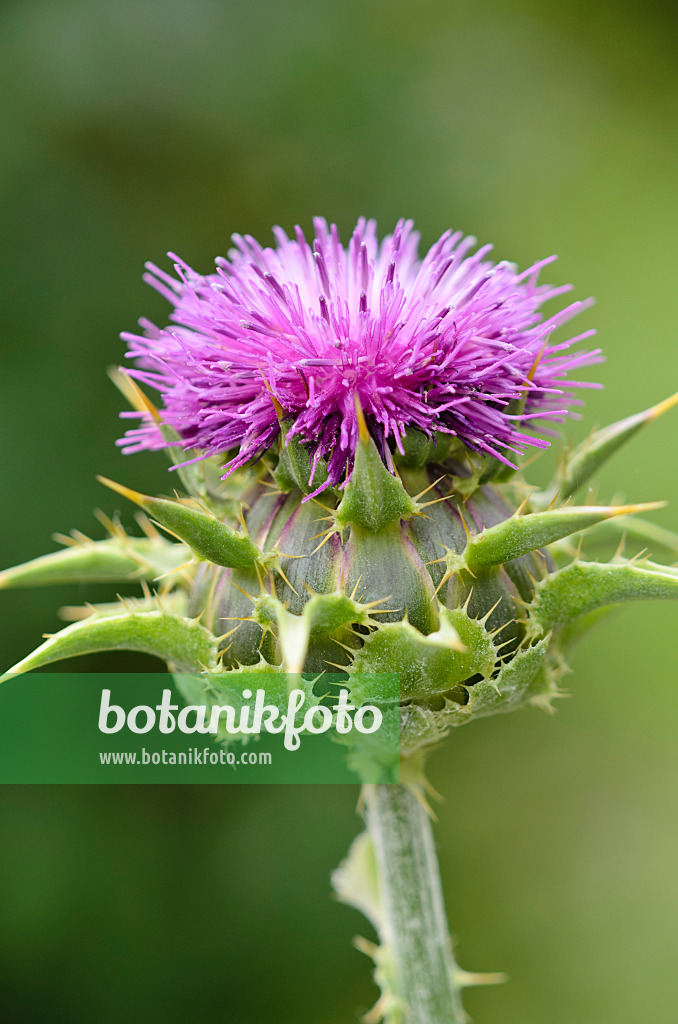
[119,218,602,494]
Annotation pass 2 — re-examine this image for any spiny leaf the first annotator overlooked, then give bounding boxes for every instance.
[0,536,189,589]
[549,390,678,502]
[98,477,262,570]
[529,558,678,634]
[173,663,320,744]
[59,592,186,622]
[464,503,665,569]
[253,590,378,675]
[348,606,494,703]
[1,610,219,681]
[399,637,551,754]
[335,399,420,533]
[468,636,551,716]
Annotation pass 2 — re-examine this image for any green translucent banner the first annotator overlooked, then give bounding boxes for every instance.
[0,673,400,784]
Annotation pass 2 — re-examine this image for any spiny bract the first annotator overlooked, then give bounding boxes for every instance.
[3,219,678,775]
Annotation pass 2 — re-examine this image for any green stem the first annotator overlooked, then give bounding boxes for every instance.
[365,783,466,1024]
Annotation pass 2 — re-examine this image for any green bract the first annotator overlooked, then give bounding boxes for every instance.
[3,390,678,769]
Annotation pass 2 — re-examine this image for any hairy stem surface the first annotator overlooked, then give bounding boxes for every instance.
[366,783,465,1024]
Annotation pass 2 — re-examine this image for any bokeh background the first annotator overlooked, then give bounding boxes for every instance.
[2,1,678,1021]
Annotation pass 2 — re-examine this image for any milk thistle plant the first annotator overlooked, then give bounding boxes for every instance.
[4,218,678,1023]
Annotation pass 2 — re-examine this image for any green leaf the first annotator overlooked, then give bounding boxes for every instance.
[348,606,495,703]
[399,636,552,754]
[464,502,665,569]
[468,636,551,716]
[174,662,321,743]
[0,536,189,589]
[332,831,383,933]
[98,477,262,570]
[1,610,219,681]
[529,558,678,634]
[253,590,379,675]
[335,400,420,533]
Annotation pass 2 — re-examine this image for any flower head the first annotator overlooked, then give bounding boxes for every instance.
[119,218,601,491]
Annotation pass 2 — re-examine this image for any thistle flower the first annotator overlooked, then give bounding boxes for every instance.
[118,218,601,492]
[3,219,678,1024]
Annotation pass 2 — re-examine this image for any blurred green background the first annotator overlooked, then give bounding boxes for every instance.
[2,0,678,1021]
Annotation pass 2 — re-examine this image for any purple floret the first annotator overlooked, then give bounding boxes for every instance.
[119,217,601,492]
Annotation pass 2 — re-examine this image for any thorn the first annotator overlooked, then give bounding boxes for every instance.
[178,492,216,518]
[134,510,162,539]
[330,637,355,653]
[614,533,627,560]
[354,393,370,442]
[456,970,509,988]
[418,492,457,510]
[479,597,503,625]
[311,529,338,555]
[350,575,363,600]
[308,529,334,541]
[274,563,299,596]
[108,366,161,422]
[432,569,453,599]
[362,595,393,608]
[457,507,472,542]
[153,560,196,582]
[96,475,145,507]
[514,494,531,516]
[647,389,678,421]
[53,532,80,548]
[310,497,336,514]
[214,624,243,642]
[413,475,448,501]
[226,578,257,604]
[93,507,124,539]
[270,393,286,420]
[527,338,549,383]
[70,529,93,545]
[150,520,186,544]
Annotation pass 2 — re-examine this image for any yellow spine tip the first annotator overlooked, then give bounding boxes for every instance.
[107,367,161,423]
[96,476,146,507]
[353,393,370,443]
[648,390,678,421]
[611,500,668,517]
[269,393,285,420]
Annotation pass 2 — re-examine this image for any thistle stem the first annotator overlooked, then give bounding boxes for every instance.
[365,783,465,1024]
